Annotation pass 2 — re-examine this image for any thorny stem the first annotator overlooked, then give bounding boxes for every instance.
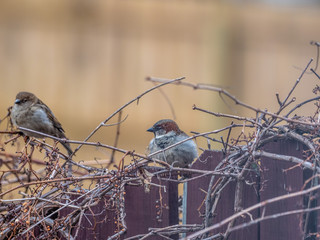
[277,58,313,114]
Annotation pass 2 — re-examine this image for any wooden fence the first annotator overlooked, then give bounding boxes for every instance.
[59,140,316,239]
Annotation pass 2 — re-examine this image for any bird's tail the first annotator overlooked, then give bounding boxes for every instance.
[61,141,73,157]
[60,141,73,177]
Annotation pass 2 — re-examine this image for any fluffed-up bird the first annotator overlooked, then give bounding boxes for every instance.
[147,119,198,168]
[10,91,73,156]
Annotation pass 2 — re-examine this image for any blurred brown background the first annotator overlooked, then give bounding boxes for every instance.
[0,1,320,165]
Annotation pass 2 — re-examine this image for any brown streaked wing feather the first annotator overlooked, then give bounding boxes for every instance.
[35,98,65,134]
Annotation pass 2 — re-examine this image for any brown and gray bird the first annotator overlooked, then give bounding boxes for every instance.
[10,91,73,156]
[147,119,198,168]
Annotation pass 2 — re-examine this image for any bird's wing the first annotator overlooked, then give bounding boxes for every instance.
[35,98,65,134]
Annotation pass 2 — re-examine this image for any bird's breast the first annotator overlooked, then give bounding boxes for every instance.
[11,105,54,137]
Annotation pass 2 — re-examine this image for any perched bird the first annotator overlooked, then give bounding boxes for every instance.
[147,119,198,168]
[10,91,73,156]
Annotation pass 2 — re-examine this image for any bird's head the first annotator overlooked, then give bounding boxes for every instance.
[147,119,182,137]
[14,92,38,108]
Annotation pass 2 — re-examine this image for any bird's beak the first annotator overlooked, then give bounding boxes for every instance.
[147,127,154,132]
[15,99,21,104]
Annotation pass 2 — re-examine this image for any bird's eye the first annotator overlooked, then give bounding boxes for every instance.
[154,125,161,131]
[15,99,27,104]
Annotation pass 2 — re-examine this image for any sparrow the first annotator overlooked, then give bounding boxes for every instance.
[10,91,73,156]
[147,119,198,168]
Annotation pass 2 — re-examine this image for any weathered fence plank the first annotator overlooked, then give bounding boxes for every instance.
[186,140,309,240]
[186,150,223,225]
[259,140,304,240]
[124,177,178,239]
[186,150,259,239]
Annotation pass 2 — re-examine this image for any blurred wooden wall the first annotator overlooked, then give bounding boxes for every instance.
[0,1,319,164]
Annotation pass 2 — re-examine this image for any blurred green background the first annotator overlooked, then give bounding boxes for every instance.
[0,0,320,166]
